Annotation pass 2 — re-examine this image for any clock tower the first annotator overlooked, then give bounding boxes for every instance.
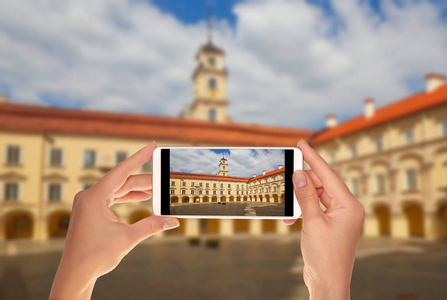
[217,155,228,176]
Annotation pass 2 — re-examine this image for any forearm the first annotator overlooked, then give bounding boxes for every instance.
[308,279,350,300]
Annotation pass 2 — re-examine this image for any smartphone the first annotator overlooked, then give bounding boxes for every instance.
[152,147,302,219]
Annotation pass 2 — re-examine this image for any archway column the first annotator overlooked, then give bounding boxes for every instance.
[34,216,48,242]
[391,211,409,239]
[276,220,289,235]
[424,204,441,241]
[249,219,262,236]
[363,213,380,237]
[220,219,234,236]
[186,219,200,237]
[0,218,5,241]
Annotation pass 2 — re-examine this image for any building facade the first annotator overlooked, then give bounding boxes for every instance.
[311,73,447,241]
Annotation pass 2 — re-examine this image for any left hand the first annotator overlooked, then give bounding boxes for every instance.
[50,142,179,300]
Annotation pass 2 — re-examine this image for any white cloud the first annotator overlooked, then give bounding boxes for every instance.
[170,149,284,177]
[0,0,446,129]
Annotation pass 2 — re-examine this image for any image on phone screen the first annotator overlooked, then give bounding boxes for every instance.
[159,148,295,217]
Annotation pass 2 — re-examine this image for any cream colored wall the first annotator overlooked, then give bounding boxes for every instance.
[314,103,447,240]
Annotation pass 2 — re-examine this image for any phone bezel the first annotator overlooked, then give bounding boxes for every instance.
[152,146,302,219]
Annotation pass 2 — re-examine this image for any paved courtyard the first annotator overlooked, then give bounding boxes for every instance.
[171,202,285,216]
[0,236,447,299]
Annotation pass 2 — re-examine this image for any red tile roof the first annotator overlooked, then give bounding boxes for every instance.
[248,168,284,182]
[0,102,312,146]
[311,83,447,145]
[170,172,248,182]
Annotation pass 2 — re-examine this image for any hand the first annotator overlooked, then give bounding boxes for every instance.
[50,142,179,300]
[285,140,365,300]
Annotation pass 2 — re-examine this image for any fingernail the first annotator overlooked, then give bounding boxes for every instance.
[294,171,307,188]
[163,218,179,230]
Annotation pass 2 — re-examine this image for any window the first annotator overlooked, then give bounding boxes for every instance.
[228,191,231,195]
[273,186,277,192]
[220,183,223,188]
[48,183,62,202]
[171,181,175,186]
[237,191,239,195]
[265,188,269,193]
[223,166,225,169]
[83,150,96,168]
[142,160,152,171]
[375,138,383,153]
[220,190,223,195]
[181,190,186,195]
[228,184,231,188]
[241,191,244,195]
[223,174,226,176]
[199,182,203,187]
[182,182,186,187]
[404,128,414,145]
[208,57,215,66]
[116,151,127,165]
[206,183,209,188]
[350,144,357,158]
[6,145,20,165]
[208,108,216,122]
[208,77,217,90]
[442,119,447,137]
[170,189,175,195]
[213,190,217,195]
[404,169,417,191]
[191,182,194,187]
[4,183,19,201]
[213,183,217,188]
[328,150,335,163]
[374,174,386,194]
[191,190,195,195]
[199,190,202,195]
[237,184,239,188]
[206,190,209,195]
[349,178,360,196]
[50,148,63,167]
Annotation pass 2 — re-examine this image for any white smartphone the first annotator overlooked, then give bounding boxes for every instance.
[152,147,302,219]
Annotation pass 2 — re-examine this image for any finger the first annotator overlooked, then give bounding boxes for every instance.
[114,174,152,198]
[306,171,332,209]
[283,219,297,225]
[127,216,179,245]
[112,191,152,206]
[298,140,350,198]
[99,142,156,193]
[293,170,324,220]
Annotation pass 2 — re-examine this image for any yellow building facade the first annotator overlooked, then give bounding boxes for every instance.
[312,74,447,241]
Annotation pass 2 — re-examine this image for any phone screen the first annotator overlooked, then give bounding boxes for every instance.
[160,148,294,217]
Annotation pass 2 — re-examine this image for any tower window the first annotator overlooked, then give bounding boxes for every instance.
[208,78,217,90]
[208,57,216,66]
[208,108,217,122]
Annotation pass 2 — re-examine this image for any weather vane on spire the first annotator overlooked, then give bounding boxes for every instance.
[207,6,213,44]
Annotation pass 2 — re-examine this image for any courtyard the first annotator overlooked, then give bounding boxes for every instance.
[170,202,286,216]
[1,236,447,299]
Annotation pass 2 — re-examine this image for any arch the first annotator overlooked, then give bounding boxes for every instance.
[273,195,279,202]
[243,196,248,202]
[5,210,34,239]
[434,146,447,155]
[372,203,391,236]
[262,220,277,233]
[346,164,363,173]
[398,152,423,163]
[437,203,447,239]
[370,159,390,168]
[236,196,241,202]
[212,196,218,202]
[402,202,424,237]
[234,219,250,233]
[170,196,179,204]
[221,196,226,202]
[200,219,220,234]
[193,196,200,203]
[48,210,71,238]
[265,195,270,202]
[182,196,189,203]
[259,195,263,202]
[128,210,151,224]
[290,219,303,232]
[280,194,285,203]
[203,196,210,203]
[229,196,235,202]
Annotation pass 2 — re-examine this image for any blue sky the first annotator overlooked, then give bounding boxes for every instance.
[170,148,284,177]
[1,0,447,129]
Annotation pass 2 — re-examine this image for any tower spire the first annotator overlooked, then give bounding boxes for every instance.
[207,6,213,44]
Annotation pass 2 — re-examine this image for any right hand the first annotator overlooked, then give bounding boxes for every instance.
[284,140,365,299]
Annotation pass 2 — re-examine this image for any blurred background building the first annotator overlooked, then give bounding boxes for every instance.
[0,32,446,242]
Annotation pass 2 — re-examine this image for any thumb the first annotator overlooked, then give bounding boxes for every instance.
[293,170,323,220]
[128,216,179,244]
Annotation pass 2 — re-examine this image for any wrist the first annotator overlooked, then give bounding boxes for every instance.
[308,277,351,300]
